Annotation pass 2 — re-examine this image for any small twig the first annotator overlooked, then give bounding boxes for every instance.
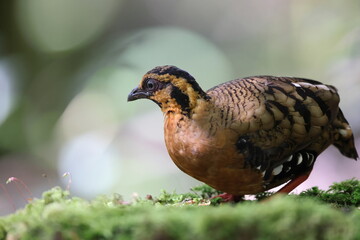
[6,177,34,202]
[62,172,72,192]
[0,183,16,211]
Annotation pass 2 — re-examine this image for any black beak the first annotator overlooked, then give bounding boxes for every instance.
[127,87,150,102]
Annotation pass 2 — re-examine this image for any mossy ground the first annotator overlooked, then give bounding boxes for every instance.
[0,179,360,240]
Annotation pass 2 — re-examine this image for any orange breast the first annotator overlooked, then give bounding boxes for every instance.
[164,112,265,195]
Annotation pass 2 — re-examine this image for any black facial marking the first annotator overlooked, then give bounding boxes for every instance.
[170,85,190,114]
[147,66,208,99]
[142,78,166,92]
[148,66,194,81]
[150,99,162,108]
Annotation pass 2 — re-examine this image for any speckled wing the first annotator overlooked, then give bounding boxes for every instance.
[207,76,340,182]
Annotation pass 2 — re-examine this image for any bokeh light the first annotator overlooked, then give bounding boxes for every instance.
[0,60,17,126]
[58,132,120,198]
[16,0,123,53]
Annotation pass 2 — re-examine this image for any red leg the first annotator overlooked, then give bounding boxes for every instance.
[211,193,243,203]
[277,172,311,194]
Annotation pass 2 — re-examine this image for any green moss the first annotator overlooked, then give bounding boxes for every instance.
[299,178,360,208]
[0,180,360,239]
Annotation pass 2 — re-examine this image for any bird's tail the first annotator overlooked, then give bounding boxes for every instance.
[332,108,358,160]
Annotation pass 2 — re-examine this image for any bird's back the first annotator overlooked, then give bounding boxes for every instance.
[206,76,358,190]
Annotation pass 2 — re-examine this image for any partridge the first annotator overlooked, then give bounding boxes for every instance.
[128,65,358,200]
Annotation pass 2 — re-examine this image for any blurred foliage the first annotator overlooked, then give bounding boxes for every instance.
[1,180,360,239]
[300,178,360,207]
[190,184,223,199]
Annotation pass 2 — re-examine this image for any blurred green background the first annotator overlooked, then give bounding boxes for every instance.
[0,0,359,215]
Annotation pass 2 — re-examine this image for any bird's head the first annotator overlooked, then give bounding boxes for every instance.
[128,65,209,115]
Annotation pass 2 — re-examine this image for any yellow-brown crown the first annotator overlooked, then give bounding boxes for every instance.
[128,66,209,115]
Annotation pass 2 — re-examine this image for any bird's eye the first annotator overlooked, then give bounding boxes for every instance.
[145,79,158,91]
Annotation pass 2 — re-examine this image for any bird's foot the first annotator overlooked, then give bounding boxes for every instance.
[210,193,244,203]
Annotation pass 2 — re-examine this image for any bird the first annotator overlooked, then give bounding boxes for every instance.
[128,65,358,201]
